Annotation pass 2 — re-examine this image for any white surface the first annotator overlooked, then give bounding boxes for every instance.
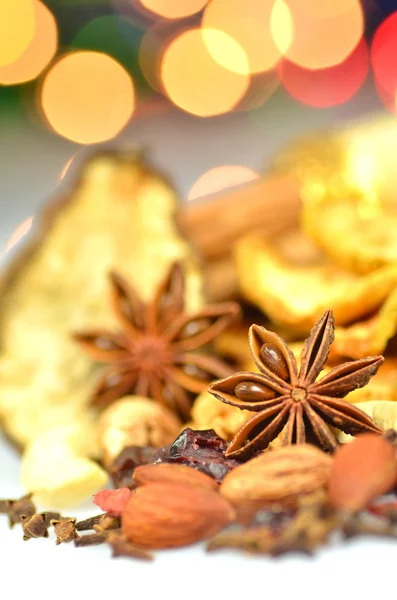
[0,88,395,598]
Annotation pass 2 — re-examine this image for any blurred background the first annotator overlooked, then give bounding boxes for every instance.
[1,0,397,259]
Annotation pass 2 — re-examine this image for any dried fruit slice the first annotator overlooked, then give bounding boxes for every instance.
[98,396,182,468]
[272,117,397,275]
[235,235,397,335]
[0,151,203,449]
[331,288,397,360]
[189,390,252,442]
[303,196,397,275]
[21,445,107,508]
[93,488,131,516]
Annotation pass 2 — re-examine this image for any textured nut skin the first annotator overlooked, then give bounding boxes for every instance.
[133,463,219,490]
[122,482,234,549]
[220,444,332,508]
[99,396,182,466]
[328,434,397,512]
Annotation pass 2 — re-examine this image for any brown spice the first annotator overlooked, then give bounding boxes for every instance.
[106,531,153,561]
[208,492,337,556]
[74,263,240,419]
[93,514,121,533]
[74,533,107,547]
[0,493,36,528]
[108,445,156,489]
[21,514,49,541]
[75,513,106,532]
[209,310,383,460]
[50,517,79,545]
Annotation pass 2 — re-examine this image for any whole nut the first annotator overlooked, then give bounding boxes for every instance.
[133,463,219,490]
[99,396,182,467]
[122,482,234,549]
[220,444,332,509]
[328,433,397,512]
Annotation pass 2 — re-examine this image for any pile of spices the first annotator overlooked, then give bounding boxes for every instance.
[3,145,397,562]
[2,314,397,560]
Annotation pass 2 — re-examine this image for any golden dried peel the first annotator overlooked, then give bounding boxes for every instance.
[235,235,397,335]
[331,287,397,360]
[0,151,203,449]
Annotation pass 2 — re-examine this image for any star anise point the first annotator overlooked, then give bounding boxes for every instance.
[74,263,240,419]
[209,310,384,461]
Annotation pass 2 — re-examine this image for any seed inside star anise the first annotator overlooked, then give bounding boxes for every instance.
[209,310,384,460]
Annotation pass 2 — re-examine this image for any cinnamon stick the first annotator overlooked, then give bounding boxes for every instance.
[178,175,301,261]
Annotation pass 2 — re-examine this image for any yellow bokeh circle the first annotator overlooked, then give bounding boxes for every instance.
[139,0,208,19]
[0,0,36,67]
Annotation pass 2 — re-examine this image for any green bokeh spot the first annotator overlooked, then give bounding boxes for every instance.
[71,15,150,93]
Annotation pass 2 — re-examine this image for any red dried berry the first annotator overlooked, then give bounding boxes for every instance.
[93,488,132,516]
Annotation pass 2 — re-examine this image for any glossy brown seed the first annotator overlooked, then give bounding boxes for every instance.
[259,343,290,381]
[234,381,277,402]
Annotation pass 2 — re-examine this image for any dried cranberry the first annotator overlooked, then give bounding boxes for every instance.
[151,428,240,484]
[108,446,156,489]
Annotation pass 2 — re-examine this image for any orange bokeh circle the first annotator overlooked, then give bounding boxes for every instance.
[203,0,281,74]
[161,28,249,117]
[0,0,57,85]
[41,51,135,144]
[271,0,364,69]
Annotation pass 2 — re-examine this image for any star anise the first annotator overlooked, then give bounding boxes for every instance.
[208,310,384,460]
[74,263,240,419]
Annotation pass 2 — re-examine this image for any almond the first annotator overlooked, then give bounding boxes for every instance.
[328,433,397,512]
[121,482,234,549]
[220,444,332,509]
[133,463,218,490]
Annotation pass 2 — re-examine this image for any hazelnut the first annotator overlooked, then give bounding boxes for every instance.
[98,396,182,467]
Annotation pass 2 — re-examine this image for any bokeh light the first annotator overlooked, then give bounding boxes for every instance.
[371,11,397,108]
[139,0,208,19]
[5,217,34,253]
[72,15,144,76]
[188,165,260,200]
[233,70,280,112]
[281,39,368,108]
[0,0,35,68]
[0,1,57,86]
[139,19,189,92]
[203,0,281,74]
[161,28,249,117]
[41,51,135,144]
[271,0,364,69]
